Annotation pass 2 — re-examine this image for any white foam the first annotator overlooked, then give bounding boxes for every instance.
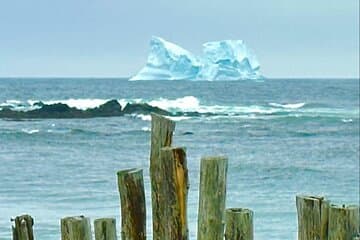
[21,129,40,134]
[124,96,283,116]
[148,96,200,112]
[1,100,22,106]
[141,127,151,132]
[41,99,109,110]
[117,98,143,108]
[341,119,353,123]
[0,100,32,111]
[145,96,278,115]
[168,116,192,121]
[269,102,306,109]
[133,114,152,121]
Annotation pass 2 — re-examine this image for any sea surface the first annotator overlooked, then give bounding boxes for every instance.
[0,78,359,239]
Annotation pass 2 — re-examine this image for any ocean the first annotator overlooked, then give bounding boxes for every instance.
[0,78,359,239]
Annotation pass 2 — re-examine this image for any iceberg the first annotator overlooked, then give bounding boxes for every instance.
[130,36,262,81]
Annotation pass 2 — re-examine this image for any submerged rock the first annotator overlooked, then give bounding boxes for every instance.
[182,131,194,135]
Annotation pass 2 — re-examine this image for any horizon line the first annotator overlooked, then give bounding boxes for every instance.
[0,76,359,80]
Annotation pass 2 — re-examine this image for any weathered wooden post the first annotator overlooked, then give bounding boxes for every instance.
[117,168,146,240]
[296,195,329,240]
[60,216,92,240]
[158,147,189,239]
[225,208,253,240]
[150,113,175,240]
[197,156,228,240]
[328,204,359,240]
[94,218,117,240]
[12,214,34,240]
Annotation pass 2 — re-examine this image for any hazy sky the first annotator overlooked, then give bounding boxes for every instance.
[0,0,359,78]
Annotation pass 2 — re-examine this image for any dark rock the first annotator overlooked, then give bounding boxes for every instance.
[122,103,170,116]
[29,103,83,118]
[0,99,170,119]
[39,103,72,113]
[0,108,23,119]
[182,131,194,135]
[0,106,13,111]
[87,99,123,117]
[33,101,44,107]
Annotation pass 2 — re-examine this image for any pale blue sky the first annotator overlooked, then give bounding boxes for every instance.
[0,0,359,78]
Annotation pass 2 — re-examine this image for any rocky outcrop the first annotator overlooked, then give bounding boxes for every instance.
[86,99,123,117]
[122,103,170,116]
[0,100,172,119]
[0,100,122,119]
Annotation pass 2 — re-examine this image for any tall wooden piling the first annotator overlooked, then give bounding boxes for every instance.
[225,208,254,240]
[328,204,359,240]
[117,168,146,240]
[150,113,175,240]
[197,156,228,240]
[158,147,189,240]
[60,216,92,240]
[12,214,34,240]
[296,195,329,240]
[94,218,117,240]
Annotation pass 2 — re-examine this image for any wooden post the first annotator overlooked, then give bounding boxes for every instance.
[150,113,175,240]
[12,214,34,240]
[328,204,359,240]
[197,156,228,240]
[60,216,92,240]
[117,168,146,240]
[225,208,253,240]
[296,195,329,240]
[94,218,117,240]
[158,147,189,240]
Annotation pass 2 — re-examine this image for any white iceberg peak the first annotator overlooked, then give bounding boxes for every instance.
[130,36,262,81]
[150,36,197,62]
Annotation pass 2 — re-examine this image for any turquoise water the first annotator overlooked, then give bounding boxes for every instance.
[0,78,359,239]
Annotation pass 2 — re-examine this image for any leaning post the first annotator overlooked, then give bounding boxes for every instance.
[197,156,228,240]
[117,168,146,240]
[149,113,175,240]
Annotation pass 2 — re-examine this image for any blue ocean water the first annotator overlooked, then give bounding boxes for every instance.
[0,78,359,239]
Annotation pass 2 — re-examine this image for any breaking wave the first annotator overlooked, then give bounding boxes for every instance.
[268,102,306,109]
[0,96,358,121]
[21,128,40,134]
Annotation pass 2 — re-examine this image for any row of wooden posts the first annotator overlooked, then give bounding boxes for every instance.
[11,114,360,239]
